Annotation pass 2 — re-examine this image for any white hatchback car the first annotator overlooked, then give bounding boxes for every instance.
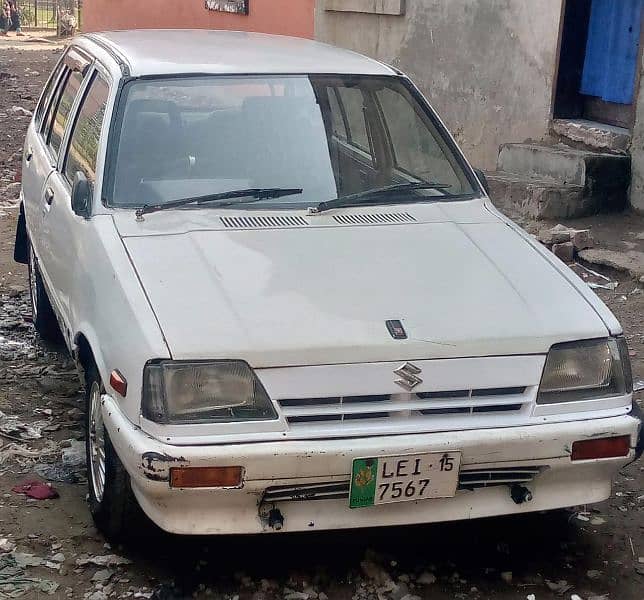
[14,30,642,540]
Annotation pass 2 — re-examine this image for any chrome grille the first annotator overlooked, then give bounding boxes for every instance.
[262,466,544,503]
[279,387,529,426]
[220,215,309,229]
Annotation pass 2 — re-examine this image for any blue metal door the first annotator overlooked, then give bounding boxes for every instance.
[580,0,643,104]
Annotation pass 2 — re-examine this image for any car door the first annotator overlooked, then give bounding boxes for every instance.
[35,50,92,328]
[22,53,67,251]
[43,66,111,338]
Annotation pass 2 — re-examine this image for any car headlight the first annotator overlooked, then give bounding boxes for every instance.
[537,337,632,404]
[142,360,277,424]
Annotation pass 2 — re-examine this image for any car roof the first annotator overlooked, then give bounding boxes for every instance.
[83,29,397,78]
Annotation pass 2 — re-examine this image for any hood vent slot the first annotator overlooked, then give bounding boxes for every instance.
[220,215,309,229]
[333,213,417,226]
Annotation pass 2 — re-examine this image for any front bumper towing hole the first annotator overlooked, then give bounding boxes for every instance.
[510,484,533,505]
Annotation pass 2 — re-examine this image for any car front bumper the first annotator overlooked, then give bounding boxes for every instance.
[102,395,642,535]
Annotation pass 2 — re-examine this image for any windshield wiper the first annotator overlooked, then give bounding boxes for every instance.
[135,187,303,219]
[311,182,452,214]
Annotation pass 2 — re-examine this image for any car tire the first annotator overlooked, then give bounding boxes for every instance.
[27,243,61,343]
[85,360,149,542]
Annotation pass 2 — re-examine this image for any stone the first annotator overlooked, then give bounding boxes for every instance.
[587,569,602,580]
[570,228,594,250]
[10,105,33,117]
[92,569,114,583]
[284,593,309,600]
[552,241,575,263]
[390,583,410,600]
[360,560,391,585]
[538,223,573,245]
[579,249,644,280]
[417,572,436,585]
[5,182,21,198]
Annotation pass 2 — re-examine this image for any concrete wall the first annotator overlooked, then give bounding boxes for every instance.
[84,0,315,38]
[630,51,644,213]
[315,0,564,170]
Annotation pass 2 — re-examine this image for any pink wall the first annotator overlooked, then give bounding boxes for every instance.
[83,0,315,38]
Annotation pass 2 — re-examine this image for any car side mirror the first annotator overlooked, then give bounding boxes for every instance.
[474,168,490,195]
[71,172,92,218]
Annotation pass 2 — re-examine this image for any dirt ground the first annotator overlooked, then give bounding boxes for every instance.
[0,44,643,600]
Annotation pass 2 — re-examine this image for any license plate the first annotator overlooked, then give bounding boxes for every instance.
[349,452,461,508]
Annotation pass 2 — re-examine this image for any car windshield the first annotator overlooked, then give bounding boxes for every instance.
[106,75,478,209]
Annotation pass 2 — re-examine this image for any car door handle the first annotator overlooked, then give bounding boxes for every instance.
[25,147,33,163]
[44,187,54,206]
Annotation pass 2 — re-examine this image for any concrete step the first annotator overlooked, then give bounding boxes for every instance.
[551,119,630,153]
[496,143,630,215]
[486,171,587,220]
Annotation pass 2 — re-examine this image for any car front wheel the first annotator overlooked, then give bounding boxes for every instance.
[27,243,61,342]
[85,360,148,541]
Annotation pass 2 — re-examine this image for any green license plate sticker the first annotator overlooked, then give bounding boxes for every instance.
[349,452,461,508]
[349,458,379,508]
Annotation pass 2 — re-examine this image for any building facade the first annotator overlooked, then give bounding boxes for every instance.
[83,0,314,39]
[316,0,644,214]
[82,0,644,213]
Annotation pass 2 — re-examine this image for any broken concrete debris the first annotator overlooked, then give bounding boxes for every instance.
[537,223,603,268]
[9,105,33,117]
[570,263,619,290]
[578,248,644,281]
[538,223,594,250]
[0,552,59,596]
[552,241,575,262]
[76,554,132,568]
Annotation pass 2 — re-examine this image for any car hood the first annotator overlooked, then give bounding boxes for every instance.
[113,202,608,367]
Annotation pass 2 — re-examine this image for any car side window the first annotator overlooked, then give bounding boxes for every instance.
[42,66,69,141]
[63,73,109,184]
[35,61,64,128]
[327,88,348,142]
[47,69,85,158]
[375,86,461,187]
[335,87,371,153]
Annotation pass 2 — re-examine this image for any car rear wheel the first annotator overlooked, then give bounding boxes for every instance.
[85,360,149,542]
[27,243,61,342]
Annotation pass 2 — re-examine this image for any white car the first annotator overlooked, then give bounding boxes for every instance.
[14,30,642,540]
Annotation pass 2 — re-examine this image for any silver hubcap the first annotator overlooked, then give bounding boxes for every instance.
[89,381,106,502]
[28,247,38,321]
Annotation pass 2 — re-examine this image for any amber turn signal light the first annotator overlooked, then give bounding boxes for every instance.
[571,435,630,461]
[169,466,243,488]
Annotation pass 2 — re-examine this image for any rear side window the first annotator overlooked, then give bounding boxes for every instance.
[64,73,109,184]
[335,87,370,153]
[48,70,84,158]
[35,62,64,128]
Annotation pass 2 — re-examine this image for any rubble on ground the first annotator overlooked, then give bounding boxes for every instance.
[537,223,595,251]
[578,248,644,281]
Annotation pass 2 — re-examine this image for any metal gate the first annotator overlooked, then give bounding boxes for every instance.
[19,0,82,33]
